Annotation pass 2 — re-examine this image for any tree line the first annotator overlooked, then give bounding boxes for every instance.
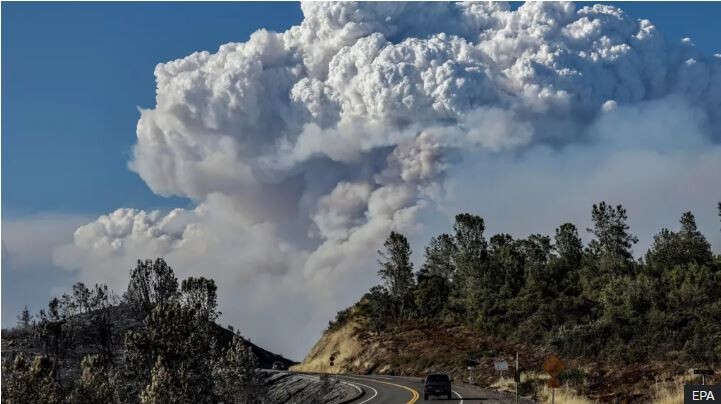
[2,259,264,404]
[340,202,721,366]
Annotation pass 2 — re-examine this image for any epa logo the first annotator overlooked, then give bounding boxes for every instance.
[684,385,720,403]
[693,391,715,400]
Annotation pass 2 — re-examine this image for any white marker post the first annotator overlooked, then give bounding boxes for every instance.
[515,352,519,404]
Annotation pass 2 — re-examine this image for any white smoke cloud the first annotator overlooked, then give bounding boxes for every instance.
[55,2,721,359]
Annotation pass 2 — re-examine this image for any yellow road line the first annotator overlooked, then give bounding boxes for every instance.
[341,375,420,404]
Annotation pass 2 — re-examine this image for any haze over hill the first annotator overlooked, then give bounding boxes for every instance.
[4,1,721,360]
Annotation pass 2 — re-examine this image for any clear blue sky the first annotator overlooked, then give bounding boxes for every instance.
[2,2,721,219]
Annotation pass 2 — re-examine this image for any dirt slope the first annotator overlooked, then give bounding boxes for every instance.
[294,312,719,402]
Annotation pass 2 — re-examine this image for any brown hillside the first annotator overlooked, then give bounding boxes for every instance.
[295,312,719,402]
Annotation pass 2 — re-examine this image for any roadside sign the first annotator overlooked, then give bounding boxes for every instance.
[693,369,715,385]
[465,358,480,366]
[543,355,565,378]
[494,360,509,371]
[548,377,561,404]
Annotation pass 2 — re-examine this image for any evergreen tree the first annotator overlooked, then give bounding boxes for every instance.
[450,213,488,317]
[554,223,583,266]
[646,212,713,270]
[414,273,450,318]
[124,301,216,403]
[420,233,457,281]
[453,214,487,265]
[213,334,264,403]
[180,277,219,320]
[140,359,185,404]
[587,202,638,271]
[1,354,63,404]
[378,231,415,320]
[68,354,118,404]
[678,212,713,265]
[17,305,31,329]
[125,258,178,316]
[359,286,392,332]
[488,234,524,295]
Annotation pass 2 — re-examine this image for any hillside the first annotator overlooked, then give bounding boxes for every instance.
[1,304,295,384]
[294,309,545,378]
[295,206,721,403]
[294,309,717,402]
[1,260,327,403]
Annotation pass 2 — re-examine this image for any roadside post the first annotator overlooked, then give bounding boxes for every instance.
[694,369,715,386]
[515,352,519,404]
[467,366,473,383]
[329,353,336,382]
[543,354,565,404]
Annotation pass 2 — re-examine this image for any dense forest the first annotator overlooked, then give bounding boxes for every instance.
[2,260,269,404]
[333,202,721,367]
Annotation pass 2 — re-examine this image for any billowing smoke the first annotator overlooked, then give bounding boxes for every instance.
[55,2,721,358]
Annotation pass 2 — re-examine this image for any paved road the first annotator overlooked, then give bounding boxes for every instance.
[336,374,534,404]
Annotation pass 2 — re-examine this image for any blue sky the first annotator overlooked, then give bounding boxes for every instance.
[3,2,721,218]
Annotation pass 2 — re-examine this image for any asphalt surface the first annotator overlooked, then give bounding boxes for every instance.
[335,374,535,404]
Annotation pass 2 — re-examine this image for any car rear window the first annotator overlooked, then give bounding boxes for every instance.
[427,374,449,382]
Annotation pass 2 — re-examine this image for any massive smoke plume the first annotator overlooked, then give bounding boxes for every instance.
[54,2,721,358]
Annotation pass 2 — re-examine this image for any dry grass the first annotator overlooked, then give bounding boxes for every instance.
[652,386,683,404]
[649,377,687,404]
[490,375,517,392]
[537,385,595,404]
[491,372,595,404]
[290,319,364,373]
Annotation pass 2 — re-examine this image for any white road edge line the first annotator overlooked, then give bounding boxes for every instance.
[348,382,363,394]
[348,381,379,404]
[452,389,464,404]
[356,375,394,380]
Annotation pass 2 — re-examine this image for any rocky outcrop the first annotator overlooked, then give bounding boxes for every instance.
[263,372,362,404]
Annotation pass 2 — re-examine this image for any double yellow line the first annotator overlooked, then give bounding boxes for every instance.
[343,375,420,404]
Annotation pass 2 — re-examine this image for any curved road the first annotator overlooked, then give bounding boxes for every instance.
[336,374,534,404]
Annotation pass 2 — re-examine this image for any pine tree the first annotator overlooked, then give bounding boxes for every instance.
[646,211,713,270]
[213,334,264,403]
[180,277,219,320]
[1,354,63,404]
[420,234,457,281]
[378,231,415,321]
[555,223,583,266]
[124,301,216,403]
[125,258,178,316]
[140,359,185,404]
[68,355,118,404]
[587,202,638,271]
[17,305,31,329]
[450,213,488,319]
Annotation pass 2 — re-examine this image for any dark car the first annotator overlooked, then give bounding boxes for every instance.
[271,361,285,370]
[423,373,452,400]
